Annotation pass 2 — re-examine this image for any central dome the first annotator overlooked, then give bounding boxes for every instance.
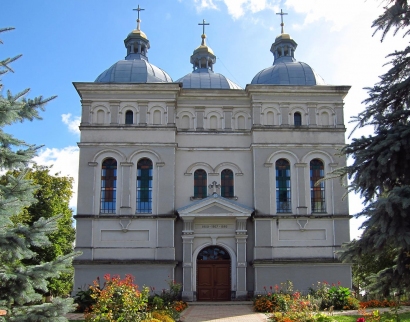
[176,27,242,90]
[176,69,241,90]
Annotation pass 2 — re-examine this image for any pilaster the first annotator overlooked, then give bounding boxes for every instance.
[295,163,308,214]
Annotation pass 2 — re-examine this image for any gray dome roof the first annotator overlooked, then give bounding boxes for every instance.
[251,61,325,85]
[95,58,172,83]
[176,69,242,89]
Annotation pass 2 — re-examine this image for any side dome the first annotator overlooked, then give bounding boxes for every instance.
[95,12,172,84]
[176,24,242,90]
[251,32,325,86]
[251,61,325,85]
[95,60,172,83]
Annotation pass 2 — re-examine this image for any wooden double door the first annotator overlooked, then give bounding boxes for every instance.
[197,260,231,301]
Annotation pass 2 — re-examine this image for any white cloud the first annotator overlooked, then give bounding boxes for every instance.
[194,0,278,19]
[32,146,79,209]
[61,113,81,135]
[285,0,385,32]
[194,0,219,11]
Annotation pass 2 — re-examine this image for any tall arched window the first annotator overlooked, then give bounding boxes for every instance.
[194,169,207,199]
[221,169,234,198]
[310,159,326,213]
[137,158,153,213]
[125,110,133,124]
[100,158,117,213]
[294,112,302,126]
[276,159,291,213]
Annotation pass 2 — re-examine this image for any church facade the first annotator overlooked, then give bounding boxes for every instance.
[73,13,351,301]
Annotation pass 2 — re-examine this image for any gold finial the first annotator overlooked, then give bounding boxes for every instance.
[276,9,288,34]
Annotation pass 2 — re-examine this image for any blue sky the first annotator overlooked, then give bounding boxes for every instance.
[2,0,406,239]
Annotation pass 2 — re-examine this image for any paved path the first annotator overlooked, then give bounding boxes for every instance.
[179,302,267,322]
[65,302,268,321]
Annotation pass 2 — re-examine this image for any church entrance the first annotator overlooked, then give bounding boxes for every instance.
[196,246,231,301]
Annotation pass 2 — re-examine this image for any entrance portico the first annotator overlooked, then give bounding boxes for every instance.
[177,194,253,301]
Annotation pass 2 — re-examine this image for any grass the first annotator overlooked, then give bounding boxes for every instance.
[332,312,410,322]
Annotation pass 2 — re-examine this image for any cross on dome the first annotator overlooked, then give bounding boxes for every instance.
[133,4,145,30]
[276,9,288,34]
[198,19,210,35]
[198,19,210,46]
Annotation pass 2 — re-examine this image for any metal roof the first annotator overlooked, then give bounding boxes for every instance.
[251,61,325,85]
[176,69,242,89]
[95,59,173,83]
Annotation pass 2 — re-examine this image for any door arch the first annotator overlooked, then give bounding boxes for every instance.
[196,245,231,301]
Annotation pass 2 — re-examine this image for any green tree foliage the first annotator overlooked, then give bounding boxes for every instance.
[0,27,76,321]
[10,165,76,296]
[331,0,410,296]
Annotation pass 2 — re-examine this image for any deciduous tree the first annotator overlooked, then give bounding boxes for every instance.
[10,165,75,296]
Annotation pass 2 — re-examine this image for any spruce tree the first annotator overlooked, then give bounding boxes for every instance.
[0,27,75,321]
[333,0,410,296]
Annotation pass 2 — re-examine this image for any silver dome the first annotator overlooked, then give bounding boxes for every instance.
[251,61,325,85]
[176,69,241,89]
[95,58,172,83]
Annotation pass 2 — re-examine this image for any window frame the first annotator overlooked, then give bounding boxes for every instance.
[194,169,208,199]
[221,169,234,198]
[275,159,291,213]
[136,158,153,213]
[100,158,117,214]
[310,159,326,213]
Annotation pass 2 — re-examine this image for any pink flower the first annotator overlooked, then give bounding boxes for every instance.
[356,318,365,322]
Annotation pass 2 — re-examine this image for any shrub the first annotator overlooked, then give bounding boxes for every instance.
[152,311,174,322]
[74,285,97,313]
[309,281,358,310]
[84,274,149,322]
[173,300,188,312]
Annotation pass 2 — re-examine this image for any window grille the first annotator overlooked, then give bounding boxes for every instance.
[100,158,117,213]
[310,159,326,213]
[137,158,153,213]
[276,159,291,212]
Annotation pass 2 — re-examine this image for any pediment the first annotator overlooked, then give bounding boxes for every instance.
[177,194,253,218]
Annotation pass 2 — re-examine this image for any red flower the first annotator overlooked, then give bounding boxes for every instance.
[356,318,365,322]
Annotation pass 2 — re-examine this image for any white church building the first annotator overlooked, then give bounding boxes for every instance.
[73,10,351,301]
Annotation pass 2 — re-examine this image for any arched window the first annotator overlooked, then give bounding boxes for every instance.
[125,110,133,124]
[100,158,117,213]
[221,169,234,198]
[137,158,153,213]
[194,169,207,199]
[294,112,302,126]
[276,159,291,213]
[310,159,326,213]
